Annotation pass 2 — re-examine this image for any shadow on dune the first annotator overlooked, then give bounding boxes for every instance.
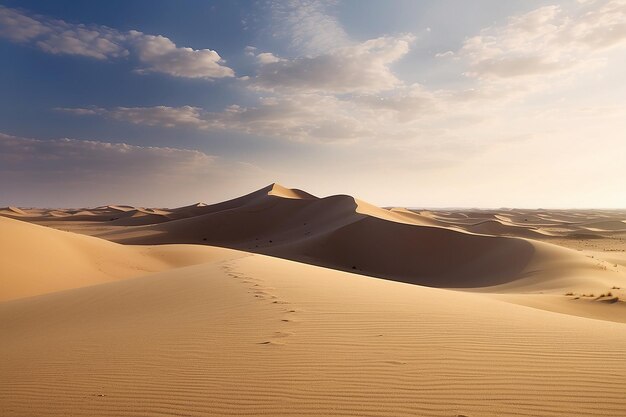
[279,216,536,288]
[101,186,536,289]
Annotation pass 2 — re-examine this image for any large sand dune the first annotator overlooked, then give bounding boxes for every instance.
[77,185,625,300]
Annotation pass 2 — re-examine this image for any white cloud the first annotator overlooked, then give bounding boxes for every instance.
[0,6,127,59]
[58,99,369,143]
[55,107,102,116]
[128,31,234,79]
[251,35,414,93]
[107,105,212,128]
[0,6,234,79]
[435,50,454,58]
[256,52,283,64]
[0,132,215,176]
[0,6,50,42]
[0,132,274,207]
[459,1,626,79]
[56,105,214,130]
[268,0,352,54]
[57,86,452,144]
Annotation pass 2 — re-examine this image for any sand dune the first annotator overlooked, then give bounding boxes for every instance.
[268,182,317,199]
[461,219,545,238]
[3,184,625,321]
[2,184,626,416]
[83,185,624,295]
[0,216,240,301]
[2,253,626,417]
[0,206,28,216]
[389,207,459,228]
[581,220,626,232]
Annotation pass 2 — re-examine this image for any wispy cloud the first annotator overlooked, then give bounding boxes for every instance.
[268,0,352,54]
[250,35,414,93]
[0,132,270,207]
[57,106,214,129]
[0,5,234,79]
[0,132,215,177]
[56,86,473,144]
[456,1,626,79]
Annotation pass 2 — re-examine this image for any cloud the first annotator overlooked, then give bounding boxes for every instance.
[268,0,352,54]
[50,1,626,150]
[459,1,626,79]
[0,132,273,207]
[251,35,415,93]
[215,95,368,142]
[0,132,215,177]
[56,105,214,130]
[435,50,454,58]
[58,99,369,143]
[127,31,234,79]
[0,6,127,59]
[0,6,234,79]
[0,6,50,42]
[57,86,450,144]
[256,52,283,64]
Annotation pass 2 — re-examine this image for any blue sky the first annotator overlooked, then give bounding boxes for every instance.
[1,0,625,207]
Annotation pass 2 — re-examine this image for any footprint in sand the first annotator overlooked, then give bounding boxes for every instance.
[383,360,407,365]
[257,340,284,346]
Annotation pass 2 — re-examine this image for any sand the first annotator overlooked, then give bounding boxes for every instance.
[2,253,626,416]
[2,183,626,416]
[0,216,241,301]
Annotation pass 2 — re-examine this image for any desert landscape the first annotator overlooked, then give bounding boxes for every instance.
[2,183,626,416]
[2,1,626,416]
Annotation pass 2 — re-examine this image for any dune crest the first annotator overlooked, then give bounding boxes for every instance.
[267,183,317,199]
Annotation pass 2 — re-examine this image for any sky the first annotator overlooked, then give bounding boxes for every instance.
[1,0,625,208]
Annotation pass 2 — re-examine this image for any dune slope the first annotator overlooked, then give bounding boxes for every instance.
[93,184,623,292]
[2,254,626,417]
[0,216,241,301]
